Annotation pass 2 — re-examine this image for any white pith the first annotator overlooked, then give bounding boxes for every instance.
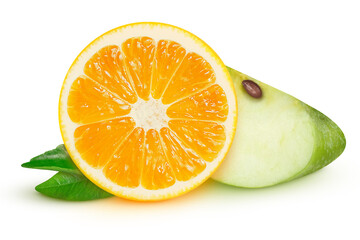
[59,23,237,200]
[129,98,169,131]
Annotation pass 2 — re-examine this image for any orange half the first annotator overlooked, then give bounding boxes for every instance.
[59,22,237,201]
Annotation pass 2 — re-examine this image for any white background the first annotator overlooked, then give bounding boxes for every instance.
[1,0,359,239]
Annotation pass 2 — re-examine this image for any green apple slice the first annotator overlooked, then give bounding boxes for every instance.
[212,67,346,188]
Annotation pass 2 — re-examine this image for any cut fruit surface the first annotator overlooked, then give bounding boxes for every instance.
[212,67,346,188]
[59,23,237,201]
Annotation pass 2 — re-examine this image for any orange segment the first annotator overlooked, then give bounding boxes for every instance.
[74,117,135,168]
[141,129,175,190]
[60,23,237,201]
[67,76,131,124]
[168,120,226,162]
[161,52,216,104]
[122,37,156,100]
[151,40,186,99]
[167,84,229,121]
[103,127,145,188]
[84,45,137,104]
[160,128,206,181]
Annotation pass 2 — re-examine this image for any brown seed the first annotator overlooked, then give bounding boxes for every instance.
[242,80,262,98]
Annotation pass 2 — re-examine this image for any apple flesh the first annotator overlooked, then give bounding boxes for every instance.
[212,67,346,188]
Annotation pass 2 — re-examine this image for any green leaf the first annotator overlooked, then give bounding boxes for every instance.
[21,144,81,174]
[35,172,113,201]
[23,145,113,201]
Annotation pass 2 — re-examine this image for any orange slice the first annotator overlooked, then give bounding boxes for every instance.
[59,22,237,201]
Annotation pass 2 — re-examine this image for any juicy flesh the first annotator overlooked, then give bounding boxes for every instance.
[67,37,229,190]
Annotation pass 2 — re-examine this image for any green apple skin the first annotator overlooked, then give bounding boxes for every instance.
[211,67,346,188]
